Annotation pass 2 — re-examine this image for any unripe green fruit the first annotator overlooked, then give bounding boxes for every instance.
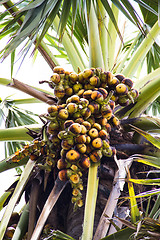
[79,98,89,107]
[118,96,130,106]
[54,84,65,99]
[130,89,139,99]
[47,122,59,134]
[50,73,61,84]
[65,87,73,96]
[61,138,74,150]
[73,83,83,93]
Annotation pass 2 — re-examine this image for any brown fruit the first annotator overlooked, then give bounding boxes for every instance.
[90,150,102,162]
[79,155,90,169]
[58,169,68,181]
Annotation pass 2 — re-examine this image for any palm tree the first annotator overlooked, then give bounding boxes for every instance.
[0,1,160,239]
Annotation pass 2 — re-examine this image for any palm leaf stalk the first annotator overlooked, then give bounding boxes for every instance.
[107,2,119,71]
[81,2,105,239]
[12,203,29,240]
[52,15,87,72]
[122,20,160,78]
[0,124,41,141]
[0,158,37,240]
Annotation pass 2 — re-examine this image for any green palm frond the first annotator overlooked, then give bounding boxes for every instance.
[0,0,158,64]
[0,97,38,157]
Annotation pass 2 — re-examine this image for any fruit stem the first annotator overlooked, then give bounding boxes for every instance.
[81,162,99,240]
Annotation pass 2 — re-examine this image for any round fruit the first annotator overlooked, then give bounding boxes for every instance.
[69,123,82,135]
[66,149,80,162]
[116,83,128,95]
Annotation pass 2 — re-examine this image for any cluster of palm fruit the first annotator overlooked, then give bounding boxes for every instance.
[41,66,138,207]
[10,66,138,208]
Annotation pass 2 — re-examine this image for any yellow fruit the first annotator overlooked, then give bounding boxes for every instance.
[69,72,79,83]
[53,66,65,74]
[83,90,92,99]
[70,174,80,184]
[92,137,103,149]
[58,109,69,120]
[83,69,94,79]
[70,95,80,103]
[67,102,78,114]
[98,87,108,98]
[50,73,61,84]
[54,85,65,99]
[88,128,99,138]
[69,123,82,135]
[66,149,80,162]
[116,83,128,95]
[48,105,58,117]
[76,143,87,153]
[99,129,108,140]
[75,134,86,144]
[89,75,100,86]
[72,188,80,196]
